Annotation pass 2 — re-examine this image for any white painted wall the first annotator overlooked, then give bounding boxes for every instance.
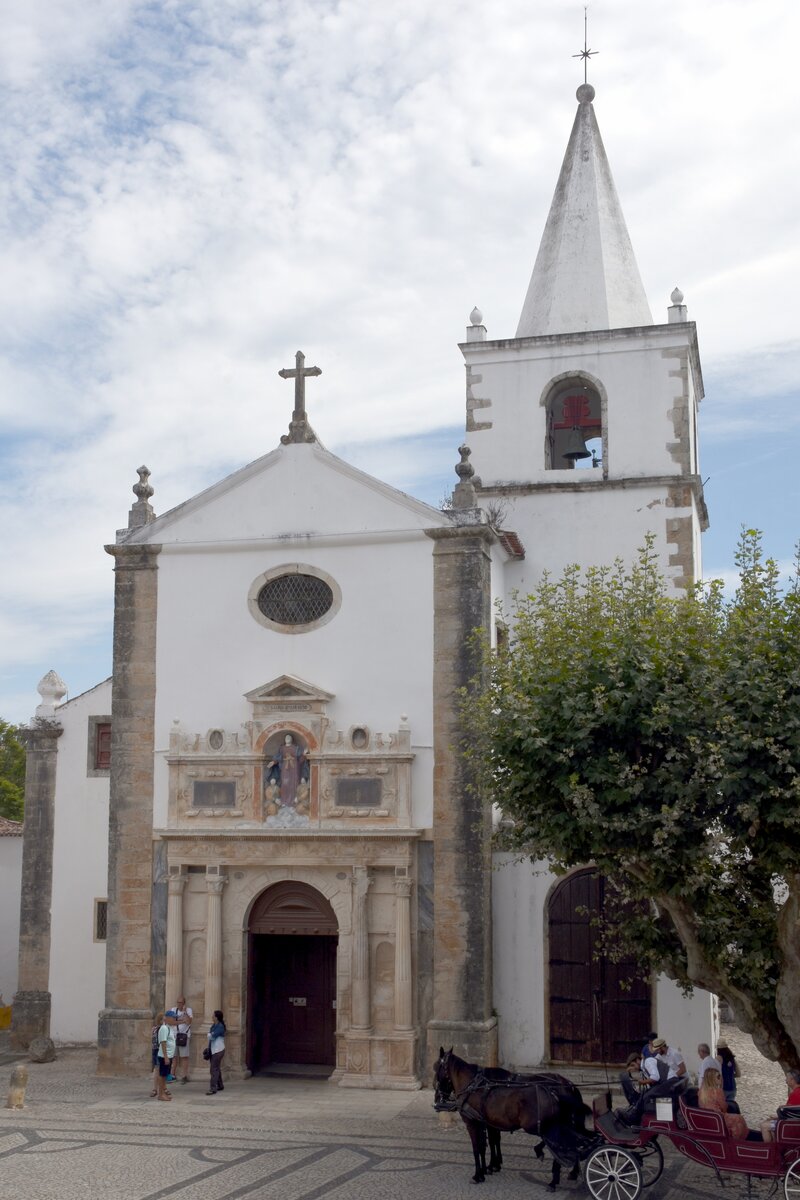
[49,680,111,1042]
[0,833,23,1004]
[143,443,447,829]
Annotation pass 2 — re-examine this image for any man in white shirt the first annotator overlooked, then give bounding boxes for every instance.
[697,1042,719,1087]
[619,1036,686,1126]
[652,1036,686,1080]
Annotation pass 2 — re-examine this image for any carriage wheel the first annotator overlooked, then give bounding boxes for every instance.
[584,1145,643,1200]
[636,1140,664,1188]
[784,1158,800,1199]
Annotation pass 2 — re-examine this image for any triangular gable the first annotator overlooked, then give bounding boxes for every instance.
[245,674,335,719]
[121,440,449,546]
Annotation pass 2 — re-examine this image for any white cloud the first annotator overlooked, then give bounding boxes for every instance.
[0,0,799,720]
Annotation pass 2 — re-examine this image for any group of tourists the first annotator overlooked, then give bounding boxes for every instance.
[618,1031,800,1141]
[149,995,226,1101]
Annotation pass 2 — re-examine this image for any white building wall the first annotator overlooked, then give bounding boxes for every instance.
[0,834,23,1004]
[146,446,444,830]
[49,680,111,1042]
[499,484,680,602]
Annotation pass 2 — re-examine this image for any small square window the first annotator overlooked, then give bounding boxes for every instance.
[94,899,108,941]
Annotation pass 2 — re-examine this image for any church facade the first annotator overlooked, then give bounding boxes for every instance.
[12,83,714,1084]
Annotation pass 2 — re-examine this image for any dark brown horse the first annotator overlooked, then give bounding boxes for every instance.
[433,1048,589,1190]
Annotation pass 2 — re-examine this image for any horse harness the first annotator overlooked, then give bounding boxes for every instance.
[453,1070,566,1124]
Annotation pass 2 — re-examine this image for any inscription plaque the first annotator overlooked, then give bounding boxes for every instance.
[335,778,381,808]
[192,780,236,808]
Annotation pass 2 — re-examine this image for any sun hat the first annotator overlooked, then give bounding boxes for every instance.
[716,1038,728,1049]
[652,1037,667,1051]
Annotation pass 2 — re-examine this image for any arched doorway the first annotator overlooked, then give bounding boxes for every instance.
[246,881,338,1073]
[548,870,651,1065]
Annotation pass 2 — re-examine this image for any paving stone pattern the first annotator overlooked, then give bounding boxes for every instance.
[0,1026,793,1200]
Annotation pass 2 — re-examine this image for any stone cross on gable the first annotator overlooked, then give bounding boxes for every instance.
[279,350,322,444]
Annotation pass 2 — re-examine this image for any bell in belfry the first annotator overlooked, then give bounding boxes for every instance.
[562,426,591,461]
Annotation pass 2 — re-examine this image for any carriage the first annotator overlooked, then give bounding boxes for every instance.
[585,1096,800,1200]
[434,1047,800,1199]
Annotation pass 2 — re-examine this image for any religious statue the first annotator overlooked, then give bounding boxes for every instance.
[264,734,309,818]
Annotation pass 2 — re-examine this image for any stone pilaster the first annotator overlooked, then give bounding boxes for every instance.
[97,541,161,1076]
[204,873,227,1019]
[11,720,63,1049]
[425,518,497,1068]
[394,875,413,1031]
[351,866,372,1031]
[164,873,187,1009]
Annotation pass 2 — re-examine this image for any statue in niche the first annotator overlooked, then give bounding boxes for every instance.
[263,733,310,826]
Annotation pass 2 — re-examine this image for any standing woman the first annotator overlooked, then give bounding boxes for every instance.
[717,1038,740,1104]
[206,1010,226,1095]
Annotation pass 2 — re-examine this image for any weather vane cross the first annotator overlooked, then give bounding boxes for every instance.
[572,6,598,84]
[278,350,322,444]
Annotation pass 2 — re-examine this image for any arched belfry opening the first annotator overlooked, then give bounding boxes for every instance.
[547,869,651,1065]
[545,377,603,470]
[246,881,338,1075]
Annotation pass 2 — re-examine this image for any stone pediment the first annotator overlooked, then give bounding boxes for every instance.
[244,675,335,717]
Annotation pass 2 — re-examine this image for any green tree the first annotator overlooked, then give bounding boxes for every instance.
[470,531,800,1067]
[0,720,26,822]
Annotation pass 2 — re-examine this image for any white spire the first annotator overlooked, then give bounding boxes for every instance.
[516,84,653,338]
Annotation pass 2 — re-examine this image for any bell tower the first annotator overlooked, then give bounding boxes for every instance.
[462,84,707,591]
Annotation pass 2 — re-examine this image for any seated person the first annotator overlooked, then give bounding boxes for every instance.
[618,1038,686,1125]
[761,1068,800,1142]
[653,1037,687,1082]
[619,1052,645,1105]
[699,1068,749,1139]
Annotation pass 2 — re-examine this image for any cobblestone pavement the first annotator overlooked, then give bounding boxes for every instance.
[0,1032,795,1200]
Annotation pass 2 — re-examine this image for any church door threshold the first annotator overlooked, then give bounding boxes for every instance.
[260,1062,335,1079]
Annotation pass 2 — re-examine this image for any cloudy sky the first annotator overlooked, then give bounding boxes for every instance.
[1,0,798,723]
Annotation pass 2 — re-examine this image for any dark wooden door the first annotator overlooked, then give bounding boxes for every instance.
[249,934,336,1070]
[548,870,650,1065]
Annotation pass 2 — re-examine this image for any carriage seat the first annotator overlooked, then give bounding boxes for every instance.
[641,1075,689,1115]
[595,1110,642,1144]
[678,1096,729,1138]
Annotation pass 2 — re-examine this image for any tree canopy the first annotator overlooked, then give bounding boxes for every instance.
[0,719,25,822]
[470,531,800,1066]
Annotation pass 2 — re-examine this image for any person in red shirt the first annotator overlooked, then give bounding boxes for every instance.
[761,1069,800,1141]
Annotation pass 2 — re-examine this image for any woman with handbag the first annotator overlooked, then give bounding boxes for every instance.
[206,1010,226,1095]
[174,996,193,1084]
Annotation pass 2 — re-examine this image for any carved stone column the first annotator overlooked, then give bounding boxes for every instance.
[164,873,187,1009]
[425,510,498,1067]
[351,866,372,1031]
[97,541,161,1076]
[204,873,227,1019]
[394,875,413,1031]
[11,716,63,1049]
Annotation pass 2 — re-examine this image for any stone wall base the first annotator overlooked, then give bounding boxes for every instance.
[10,990,51,1050]
[335,1030,421,1089]
[427,1016,498,1072]
[97,1008,153,1077]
